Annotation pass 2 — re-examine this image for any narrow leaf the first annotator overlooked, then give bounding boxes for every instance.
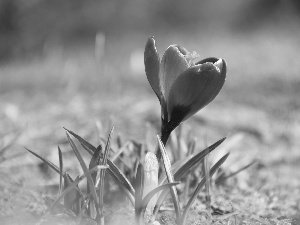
[107,160,135,196]
[89,145,102,185]
[157,135,181,222]
[47,165,107,213]
[183,138,196,203]
[58,146,63,196]
[204,145,211,215]
[141,182,180,212]
[76,196,91,225]
[88,145,102,217]
[66,131,100,216]
[111,141,130,162]
[99,126,114,219]
[154,138,226,217]
[216,160,257,184]
[137,182,180,223]
[135,163,144,211]
[159,137,226,185]
[66,128,135,202]
[64,172,81,213]
[181,153,229,225]
[64,127,97,154]
[26,148,61,174]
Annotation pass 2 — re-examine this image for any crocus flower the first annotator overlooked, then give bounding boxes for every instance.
[144,37,227,156]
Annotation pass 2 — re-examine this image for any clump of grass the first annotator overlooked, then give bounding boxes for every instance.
[26,125,241,225]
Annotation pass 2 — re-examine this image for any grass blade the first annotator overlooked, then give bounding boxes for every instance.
[183,138,196,203]
[158,137,226,185]
[58,146,63,196]
[66,128,135,203]
[135,163,144,224]
[135,163,144,210]
[76,196,91,225]
[64,127,97,154]
[88,145,102,217]
[181,153,229,225]
[157,135,181,223]
[26,148,61,174]
[47,165,107,213]
[107,160,135,196]
[89,145,103,185]
[137,182,180,224]
[203,139,211,216]
[66,131,100,217]
[111,141,130,162]
[99,126,114,223]
[216,160,257,184]
[64,172,82,213]
[154,138,226,217]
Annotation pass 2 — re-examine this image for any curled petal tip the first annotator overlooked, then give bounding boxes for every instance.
[145,37,157,60]
[169,44,189,56]
[198,62,218,73]
[219,58,227,81]
[148,36,155,43]
[214,58,223,72]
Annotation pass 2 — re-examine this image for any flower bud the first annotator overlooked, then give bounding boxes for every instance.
[143,152,159,214]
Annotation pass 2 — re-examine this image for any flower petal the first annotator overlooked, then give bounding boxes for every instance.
[167,58,227,122]
[160,45,189,100]
[196,57,219,65]
[144,37,161,100]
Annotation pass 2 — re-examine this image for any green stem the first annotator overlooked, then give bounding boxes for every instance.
[156,125,171,161]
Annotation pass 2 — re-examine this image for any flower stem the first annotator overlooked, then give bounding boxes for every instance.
[156,127,170,161]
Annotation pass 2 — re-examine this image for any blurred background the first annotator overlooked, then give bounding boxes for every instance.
[0,0,300,221]
[0,1,299,156]
[0,0,299,142]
